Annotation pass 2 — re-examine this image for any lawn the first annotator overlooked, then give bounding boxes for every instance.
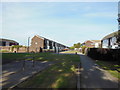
[60,50,80,54]
[2,52,55,64]
[2,53,29,64]
[4,52,80,88]
[95,60,120,79]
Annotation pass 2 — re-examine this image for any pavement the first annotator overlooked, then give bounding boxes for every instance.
[1,60,54,88]
[79,54,119,89]
[59,52,119,89]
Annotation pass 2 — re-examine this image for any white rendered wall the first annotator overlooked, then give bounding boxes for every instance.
[6,41,10,46]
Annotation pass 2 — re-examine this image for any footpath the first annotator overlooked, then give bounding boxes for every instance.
[79,54,119,89]
[1,60,54,88]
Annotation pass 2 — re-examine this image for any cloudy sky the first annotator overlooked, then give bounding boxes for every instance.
[1,2,118,46]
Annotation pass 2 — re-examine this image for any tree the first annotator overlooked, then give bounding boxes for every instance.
[69,43,81,50]
[74,43,81,48]
[81,46,87,54]
[69,46,75,50]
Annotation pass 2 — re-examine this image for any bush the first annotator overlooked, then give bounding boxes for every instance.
[11,45,23,52]
[81,46,87,54]
[69,46,74,50]
[0,50,9,53]
[86,48,120,63]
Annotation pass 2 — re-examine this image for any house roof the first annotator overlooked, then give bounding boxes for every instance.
[84,40,101,43]
[102,31,118,40]
[0,38,18,43]
[34,35,45,40]
[34,35,69,47]
[90,40,101,43]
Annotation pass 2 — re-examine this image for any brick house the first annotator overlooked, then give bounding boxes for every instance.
[30,35,44,52]
[83,40,101,48]
[30,35,69,53]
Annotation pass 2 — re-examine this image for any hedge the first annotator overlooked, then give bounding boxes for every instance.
[86,48,120,64]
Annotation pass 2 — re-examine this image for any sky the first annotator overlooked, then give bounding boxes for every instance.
[1,2,119,47]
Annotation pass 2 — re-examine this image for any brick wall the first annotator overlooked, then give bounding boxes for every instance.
[30,35,44,52]
[0,46,11,51]
[0,46,27,53]
[13,47,27,53]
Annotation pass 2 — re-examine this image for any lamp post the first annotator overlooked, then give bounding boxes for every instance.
[28,37,30,53]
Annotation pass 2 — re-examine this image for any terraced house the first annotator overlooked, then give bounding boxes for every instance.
[0,38,19,46]
[0,38,19,52]
[30,35,69,53]
[101,31,118,49]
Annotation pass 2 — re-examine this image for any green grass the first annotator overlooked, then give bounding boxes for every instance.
[60,50,80,54]
[95,60,120,79]
[108,70,120,79]
[3,52,80,88]
[2,52,54,64]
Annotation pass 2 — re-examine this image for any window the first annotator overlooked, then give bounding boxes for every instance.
[2,42,6,46]
[91,43,95,45]
[35,42,38,45]
[102,39,109,48]
[111,37,117,45]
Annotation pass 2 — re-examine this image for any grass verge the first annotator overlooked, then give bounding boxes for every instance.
[13,53,80,88]
[95,60,120,79]
[60,50,80,54]
[2,52,54,64]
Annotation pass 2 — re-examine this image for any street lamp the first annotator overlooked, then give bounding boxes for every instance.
[28,37,30,53]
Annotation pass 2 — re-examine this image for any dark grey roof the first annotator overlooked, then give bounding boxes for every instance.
[0,38,18,43]
[102,31,118,40]
[35,35,69,47]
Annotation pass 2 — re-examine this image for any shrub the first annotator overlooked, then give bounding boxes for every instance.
[69,46,74,50]
[86,48,120,63]
[12,45,23,52]
[81,46,87,54]
[0,50,9,53]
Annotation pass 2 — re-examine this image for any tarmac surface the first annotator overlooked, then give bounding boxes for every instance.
[80,54,119,89]
[59,52,119,89]
[1,60,54,88]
